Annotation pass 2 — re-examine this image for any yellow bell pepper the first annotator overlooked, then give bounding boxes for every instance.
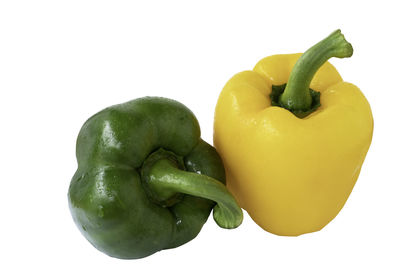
[213,30,373,236]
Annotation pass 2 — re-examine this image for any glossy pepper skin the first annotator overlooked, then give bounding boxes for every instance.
[68,97,242,259]
[214,30,373,236]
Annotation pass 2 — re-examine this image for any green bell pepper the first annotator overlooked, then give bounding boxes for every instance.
[68,97,243,259]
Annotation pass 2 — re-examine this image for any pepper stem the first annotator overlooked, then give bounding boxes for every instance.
[279,29,353,113]
[145,158,243,229]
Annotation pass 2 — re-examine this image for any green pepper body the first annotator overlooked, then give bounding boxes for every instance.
[68,97,240,259]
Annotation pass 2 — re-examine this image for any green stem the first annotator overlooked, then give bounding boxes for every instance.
[279,29,353,112]
[146,159,243,229]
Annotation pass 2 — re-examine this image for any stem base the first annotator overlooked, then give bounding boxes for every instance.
[270,84,321,118]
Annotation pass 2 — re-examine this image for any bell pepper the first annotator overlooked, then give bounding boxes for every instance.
[68,97,243,259]
[214,30,373,236]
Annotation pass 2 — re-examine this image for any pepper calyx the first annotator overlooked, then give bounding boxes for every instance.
[270,84,321,118]
[141,149,185,207]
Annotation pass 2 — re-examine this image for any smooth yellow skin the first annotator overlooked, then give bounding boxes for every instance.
[214,54,373,236]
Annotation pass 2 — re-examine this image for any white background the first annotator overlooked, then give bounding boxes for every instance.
[1,0,399,266]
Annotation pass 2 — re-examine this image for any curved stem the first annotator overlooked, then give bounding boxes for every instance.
[147,159,243,229]
[279,29,353,112]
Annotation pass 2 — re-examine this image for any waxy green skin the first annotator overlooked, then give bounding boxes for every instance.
[68,97,228,259]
